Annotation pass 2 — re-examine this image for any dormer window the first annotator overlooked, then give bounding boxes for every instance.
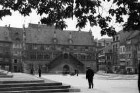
[15,38,20,41]
[52,38,58,44]
[69,39,73,44]
[15,32,19,35]
[127,40,131,44]
[68,32,73,44]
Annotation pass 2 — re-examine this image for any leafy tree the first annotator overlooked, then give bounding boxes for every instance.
[0,0,140,37]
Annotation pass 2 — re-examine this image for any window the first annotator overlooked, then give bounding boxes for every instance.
[126,46,131,51]
[52,38,58,44]
[74,46,77,50]
[116,36,119,41]
[0,58,3,61]
[64,53,68,59]
[45,46,50,50]
[85,46,88,51]
[14,59,17,63]
[30,52,36,59]
[138,44,140,51]
[69,46,73,51]
[81,55,86,60]
[33,44,37,49]
[98,43,102,46]
[5,58,9,62]
[40,45,44,50]
[0,49,3,53]
[15,32,19,35]
[44,54,50,59]
[106,43,109,46]
[87,54,92,60]
[113,37,115,41]
[28,45,32,50]
[69,40,73,44]
[15,38,20,41]
[37,53,43,59]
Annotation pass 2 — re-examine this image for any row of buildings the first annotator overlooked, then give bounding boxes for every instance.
[97,30,140,74]
[1,23,139,74]
[0,23,97,74]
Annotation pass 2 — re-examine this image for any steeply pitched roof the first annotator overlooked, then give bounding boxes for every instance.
[0,26,11,42]
[8,27,23,41]
[26,24,94,45]
[126,30,140,40]
[118,30,133,45]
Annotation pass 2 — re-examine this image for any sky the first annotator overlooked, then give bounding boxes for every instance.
[0,1,124,39]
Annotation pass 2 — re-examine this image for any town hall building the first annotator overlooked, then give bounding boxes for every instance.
[23,23,97,73]
[0,23,97,74]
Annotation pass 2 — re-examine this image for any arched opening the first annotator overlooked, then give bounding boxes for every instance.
[63,65,70,74]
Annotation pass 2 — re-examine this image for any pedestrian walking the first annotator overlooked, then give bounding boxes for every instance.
[38,67,41,77]
[86,66,94,89]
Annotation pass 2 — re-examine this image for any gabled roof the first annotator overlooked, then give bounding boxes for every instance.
[26,24,95,45]
[8,27,24,41]
[118,30,133,45]
[0,26,11,42]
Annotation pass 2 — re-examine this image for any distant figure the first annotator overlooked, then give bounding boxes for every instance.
[86,67,94,89]
[75,69,77,75]
[76,70,79,76]
[38,68,41,77]
[138,63,140,93]
[30,68,34,75]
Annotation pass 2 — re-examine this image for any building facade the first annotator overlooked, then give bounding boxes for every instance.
[23,23,97,74]
[0,26,12,71]
[9,27,24,72]
[96,38,112,71]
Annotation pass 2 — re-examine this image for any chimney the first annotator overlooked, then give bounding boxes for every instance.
[38,22,40,25]
[89,29,92,34]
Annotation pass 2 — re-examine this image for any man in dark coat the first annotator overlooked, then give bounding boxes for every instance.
[86,67,94,89]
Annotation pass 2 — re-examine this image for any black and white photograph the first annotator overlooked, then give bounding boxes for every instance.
[0,0,139,93]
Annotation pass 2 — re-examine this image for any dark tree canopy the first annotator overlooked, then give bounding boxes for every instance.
[0,0,140,37]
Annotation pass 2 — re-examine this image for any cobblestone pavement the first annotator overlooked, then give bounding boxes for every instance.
[41,74,139,93]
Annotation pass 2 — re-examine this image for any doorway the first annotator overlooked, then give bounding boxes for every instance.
[63,65,70,74]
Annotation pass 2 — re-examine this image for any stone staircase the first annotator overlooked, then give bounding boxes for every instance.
[0,82,71,93]
[0,73,80,93]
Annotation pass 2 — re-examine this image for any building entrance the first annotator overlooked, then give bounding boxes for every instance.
[63,65,70,74]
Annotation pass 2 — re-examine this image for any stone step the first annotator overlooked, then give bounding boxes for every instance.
[0,85,71,91]
[0,80,44,84]
[0,88,70,93]
[0,82,62,88]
